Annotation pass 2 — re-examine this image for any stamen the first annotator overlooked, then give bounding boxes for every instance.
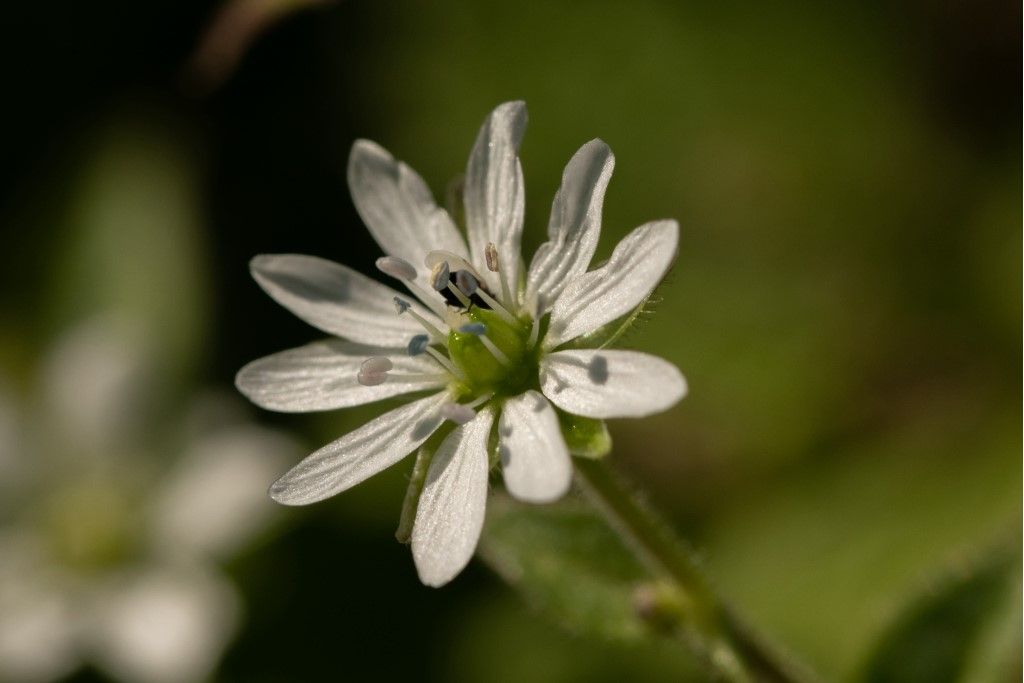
[430,261,450,291]
[357,371,387,386]
[375,256,417,281]
[375,257,448,318]
[485,241,515,310]
[356,357,447,386]
[394,297,446,341]
[445,282,472,308]
[467,392,493,409]
[426,251,484,281]
[440,402,477,425]
[407,334,431,356]
[480,336,511,365]
[459,323,510,365]
[356,356,393,386]
[425,347,465,381]
[454,270,478,296]
[383,372,449,383]
[473,287,517,324]
[360,356,393,374]
[484,243,500,272]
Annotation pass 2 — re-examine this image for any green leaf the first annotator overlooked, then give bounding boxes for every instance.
[860,543,1021,683]
[478,493,658,641]
[558,411,612,459]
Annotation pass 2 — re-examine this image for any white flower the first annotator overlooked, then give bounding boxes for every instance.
[0,318,296,683]
[237,101,687,587]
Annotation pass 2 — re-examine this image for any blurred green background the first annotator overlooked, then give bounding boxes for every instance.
[1,0,1020,681]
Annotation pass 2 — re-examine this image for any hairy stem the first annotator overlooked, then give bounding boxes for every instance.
[574,458,812,683]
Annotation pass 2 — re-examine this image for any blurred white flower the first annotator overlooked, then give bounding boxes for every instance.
[238,101,686,586]
[0,318,298,683]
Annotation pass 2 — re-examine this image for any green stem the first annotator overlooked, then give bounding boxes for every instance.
[574,458,812,683]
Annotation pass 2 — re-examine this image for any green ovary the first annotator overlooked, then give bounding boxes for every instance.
[448,308,539,398]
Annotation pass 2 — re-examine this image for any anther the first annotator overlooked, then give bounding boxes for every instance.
[459,323,487,336]
[393,297,446,341]
[440,402,477,425]
[375,256,417,281]
[407,334,430,356]
[356,356,394,386]
[357,371,387,386]
[430,261,450,291]
[485,242,515,309]
[360,356,393,374]
[455,270,478,296]
[485,243,500,272]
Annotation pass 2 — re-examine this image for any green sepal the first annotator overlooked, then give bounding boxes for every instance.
[563,295,654,351]
[394,423,453,543]
[558,410,611,459]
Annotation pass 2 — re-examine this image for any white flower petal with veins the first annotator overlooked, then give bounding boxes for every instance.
[151,426,296,560]
[499,391,571,503]
[526,139,615,313]
[90,566,238,683]
[0,535,79,683]
[240,101,689,588]
[545,220,679,348]
[412,408,494,587]
[348,139,469,278]
[235,339,445,412]
[270,392,448,505]
[464,101,528,294]
[540,349,687,419]
[251,254,440,346]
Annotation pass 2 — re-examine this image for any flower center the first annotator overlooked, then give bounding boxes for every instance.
[370,245,545,422]
[448,308,539,398]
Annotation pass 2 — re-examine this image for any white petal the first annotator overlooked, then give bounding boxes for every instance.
[0,591,78,683]
[250,254,439,346]
[411,408,494,587]
[545,220,678,347]
[347,140,468,278]
[150,424,296,559]
[269,392,448,505]
[525,139,615,313]
[463,101,528,293]
[235,340,445,412]
[0,536,79,683]
[40,316,152,457]
[498,391,572,503]
[540,349,686,418]
[90,566,239,683]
